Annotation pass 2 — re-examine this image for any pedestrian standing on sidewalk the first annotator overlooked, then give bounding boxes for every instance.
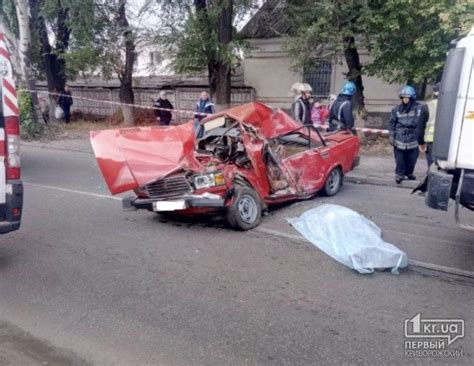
[39,96,49,124]
[153,91,174,126]
[419,83,439,168]
[388,85,428,184]
[291,83,312,125]
[194,91,215,138]
[195,91,215,122]
[58,85,73,123]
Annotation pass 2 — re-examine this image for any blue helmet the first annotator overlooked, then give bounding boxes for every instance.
[399,85,416,99]
[341,81,356,96]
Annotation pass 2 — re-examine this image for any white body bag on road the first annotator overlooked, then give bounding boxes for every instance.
[288,204,408,274]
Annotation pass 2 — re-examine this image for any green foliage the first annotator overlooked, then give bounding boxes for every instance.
[285,0,370,71]
[285,0,473,91]
[365,0,474,84]
[18,90,44,139]
[41,0,97,46]
[157,0,258,76]
[0,0,18,36]
[52,0,107,79]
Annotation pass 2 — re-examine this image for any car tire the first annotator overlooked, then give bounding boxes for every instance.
[226,186,262,230]
[322,167,342,196]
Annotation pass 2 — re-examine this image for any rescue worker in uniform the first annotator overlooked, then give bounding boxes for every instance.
[419,83,439,168]
[328,81,356,133]
[388,85,428,184]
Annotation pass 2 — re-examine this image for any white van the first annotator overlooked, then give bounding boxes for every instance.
[422,27,474,230]
[0,33,22,234]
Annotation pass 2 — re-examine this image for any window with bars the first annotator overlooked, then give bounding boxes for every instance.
[303,62,332,98]
[149,51,163,66]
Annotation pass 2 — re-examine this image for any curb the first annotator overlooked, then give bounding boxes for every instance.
[21,141,93,155]
[254,228,474,280]
[345,175,420,190]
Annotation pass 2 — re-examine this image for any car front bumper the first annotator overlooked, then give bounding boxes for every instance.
[123,193,226,212]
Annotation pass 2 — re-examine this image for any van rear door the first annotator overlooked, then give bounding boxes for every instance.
[0,104,6,222]
[0,33,22,234]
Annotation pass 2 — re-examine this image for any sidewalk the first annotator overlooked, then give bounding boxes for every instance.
[346,154,428,189]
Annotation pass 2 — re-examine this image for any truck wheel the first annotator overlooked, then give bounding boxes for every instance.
[226,186,262,230]
[323,167,342,196]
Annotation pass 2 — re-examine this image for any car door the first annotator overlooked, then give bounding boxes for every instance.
[278,126,330,194]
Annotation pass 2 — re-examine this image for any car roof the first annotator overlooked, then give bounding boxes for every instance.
[201,102,301,139]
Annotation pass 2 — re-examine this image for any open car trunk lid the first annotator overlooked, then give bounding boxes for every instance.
[90,122,201,195]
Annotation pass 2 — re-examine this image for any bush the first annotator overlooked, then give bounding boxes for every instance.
[18,90,44,139]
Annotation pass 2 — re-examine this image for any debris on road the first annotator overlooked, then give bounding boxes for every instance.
[288,204,408,274]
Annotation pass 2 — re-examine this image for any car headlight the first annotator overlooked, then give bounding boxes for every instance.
[193,172,225,189]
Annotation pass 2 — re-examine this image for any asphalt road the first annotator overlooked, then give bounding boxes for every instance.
[0,144,472,365]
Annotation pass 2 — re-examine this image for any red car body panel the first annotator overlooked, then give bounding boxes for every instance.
[90,102,359,209]
[90,122,200,195]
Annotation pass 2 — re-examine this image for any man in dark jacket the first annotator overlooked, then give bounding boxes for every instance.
[154,91,174,126]
[328,81,356,133]
[388,85,428,184]
[291,83,312,125]
[58,85,73,123]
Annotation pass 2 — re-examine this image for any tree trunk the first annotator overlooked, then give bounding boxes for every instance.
[418,78,428,100]
[195,0,219,102]
[208,62,218,100]
[53,0,69,90]
[343,36,365,114]
[15,0,39,123]
[214,0,232,111]
[28,0,68,93]
[117,0,135,125]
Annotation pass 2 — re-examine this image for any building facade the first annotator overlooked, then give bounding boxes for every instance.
[240,0,403,113]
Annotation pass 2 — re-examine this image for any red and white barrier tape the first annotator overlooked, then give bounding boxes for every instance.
[18,89,212,117]
[357,127,389,135]
[19,89,390,135]
[317,124,389,135]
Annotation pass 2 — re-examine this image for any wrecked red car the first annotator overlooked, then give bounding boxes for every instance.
[90,102,360,230]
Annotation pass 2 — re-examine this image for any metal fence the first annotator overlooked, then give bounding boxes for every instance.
[38,85,255,123]
[303,62,332,98]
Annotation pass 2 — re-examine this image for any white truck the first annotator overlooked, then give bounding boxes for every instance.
[0,33,22,234]
[422,27,474,230]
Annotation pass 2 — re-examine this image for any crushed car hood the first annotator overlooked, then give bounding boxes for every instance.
[207,102,300,139]
[90,122,201,195]
[91,102,303,195]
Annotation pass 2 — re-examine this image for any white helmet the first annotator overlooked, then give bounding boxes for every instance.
[302,83,313,92]
[289,82,305,96]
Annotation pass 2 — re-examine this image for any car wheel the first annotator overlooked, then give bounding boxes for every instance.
[323,167,342,196]
[226,186,262,230]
